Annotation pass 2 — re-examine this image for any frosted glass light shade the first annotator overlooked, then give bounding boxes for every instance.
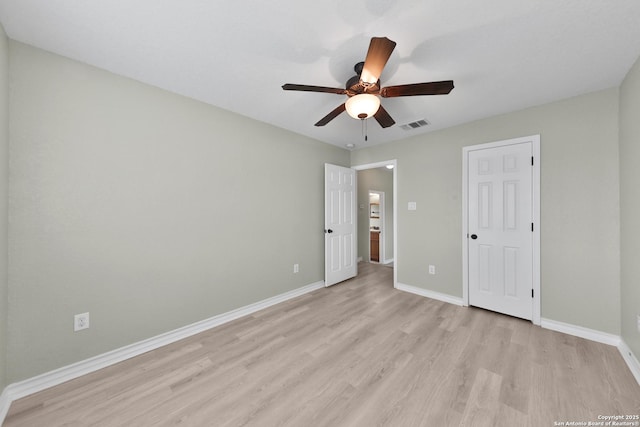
[345,94,380,119]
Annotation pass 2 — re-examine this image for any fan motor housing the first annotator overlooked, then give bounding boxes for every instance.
[346,62,380,96]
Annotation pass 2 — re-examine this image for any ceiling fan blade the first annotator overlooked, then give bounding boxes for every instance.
[360,37,397,85]
[282,84,347,95]
[315,103,346,126]
[373,105,395,128]
[380,80,454,97]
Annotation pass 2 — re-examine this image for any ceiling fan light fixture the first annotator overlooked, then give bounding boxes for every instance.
[345,94,380,120]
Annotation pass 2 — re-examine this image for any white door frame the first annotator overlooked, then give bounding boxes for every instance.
[462,135,541,325]
[352,160,397,288]
[368,190,385,263]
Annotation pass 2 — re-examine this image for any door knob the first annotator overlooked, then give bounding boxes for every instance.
[470,234,478,239]
[325,229,333,234]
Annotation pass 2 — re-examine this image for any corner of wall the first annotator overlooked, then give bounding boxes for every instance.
[0,22,10,393]
[619,53,640,368]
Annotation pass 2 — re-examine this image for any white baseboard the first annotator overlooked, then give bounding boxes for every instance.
[390,285,640,387]
[390,290,640,386]
[540,319,640,387]
[383,258,394,265]
[540,318,621,346]
[0,280,325,424]
[392,283,640,386]
[0,388,10,424]
[619,340,640,386]
[395,282,464,306]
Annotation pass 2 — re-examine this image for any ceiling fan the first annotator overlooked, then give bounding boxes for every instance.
[282,37,454,129]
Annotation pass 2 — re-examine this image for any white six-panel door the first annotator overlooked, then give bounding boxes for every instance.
[325,164,357,287]
[467,141,534,320]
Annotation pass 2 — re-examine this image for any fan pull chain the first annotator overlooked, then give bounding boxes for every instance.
[361,118,368,142]
[365,119,368,142]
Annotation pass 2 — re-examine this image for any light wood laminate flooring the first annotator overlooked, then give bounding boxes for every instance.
[5,263,640,426]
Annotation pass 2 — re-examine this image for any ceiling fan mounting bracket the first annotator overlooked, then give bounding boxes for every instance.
[346,68,380,96]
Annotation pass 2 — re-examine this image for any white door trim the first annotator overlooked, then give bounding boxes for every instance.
[462,135,540,325]
[352,160,397,288]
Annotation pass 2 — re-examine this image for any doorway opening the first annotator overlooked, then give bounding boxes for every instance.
[353,160,397,288]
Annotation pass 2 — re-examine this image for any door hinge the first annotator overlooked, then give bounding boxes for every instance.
[531,156,534,166]
[531,223,534,232]
[532,289,534,298]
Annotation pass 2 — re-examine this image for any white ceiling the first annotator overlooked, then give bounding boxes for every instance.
[1,0,639,150]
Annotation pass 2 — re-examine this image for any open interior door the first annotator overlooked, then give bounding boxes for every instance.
[325,164,357,286]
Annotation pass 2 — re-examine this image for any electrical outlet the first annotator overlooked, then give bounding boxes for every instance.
[74,312,90,332]
[429,265,436,275]
[293,263,299,274]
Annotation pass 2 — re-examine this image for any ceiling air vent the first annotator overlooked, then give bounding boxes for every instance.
[400,119,429,131]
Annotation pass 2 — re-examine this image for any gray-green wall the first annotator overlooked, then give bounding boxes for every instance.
[351,88,621,335]
[357,168,394,263]
[620,55,640,360]
[0,24,8,390]
[7,42,349,382]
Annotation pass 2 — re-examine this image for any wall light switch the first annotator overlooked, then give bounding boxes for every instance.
[408,202,417,211]
[429,265,436,275]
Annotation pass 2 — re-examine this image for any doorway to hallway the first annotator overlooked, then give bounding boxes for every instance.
[353,160,397,287]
